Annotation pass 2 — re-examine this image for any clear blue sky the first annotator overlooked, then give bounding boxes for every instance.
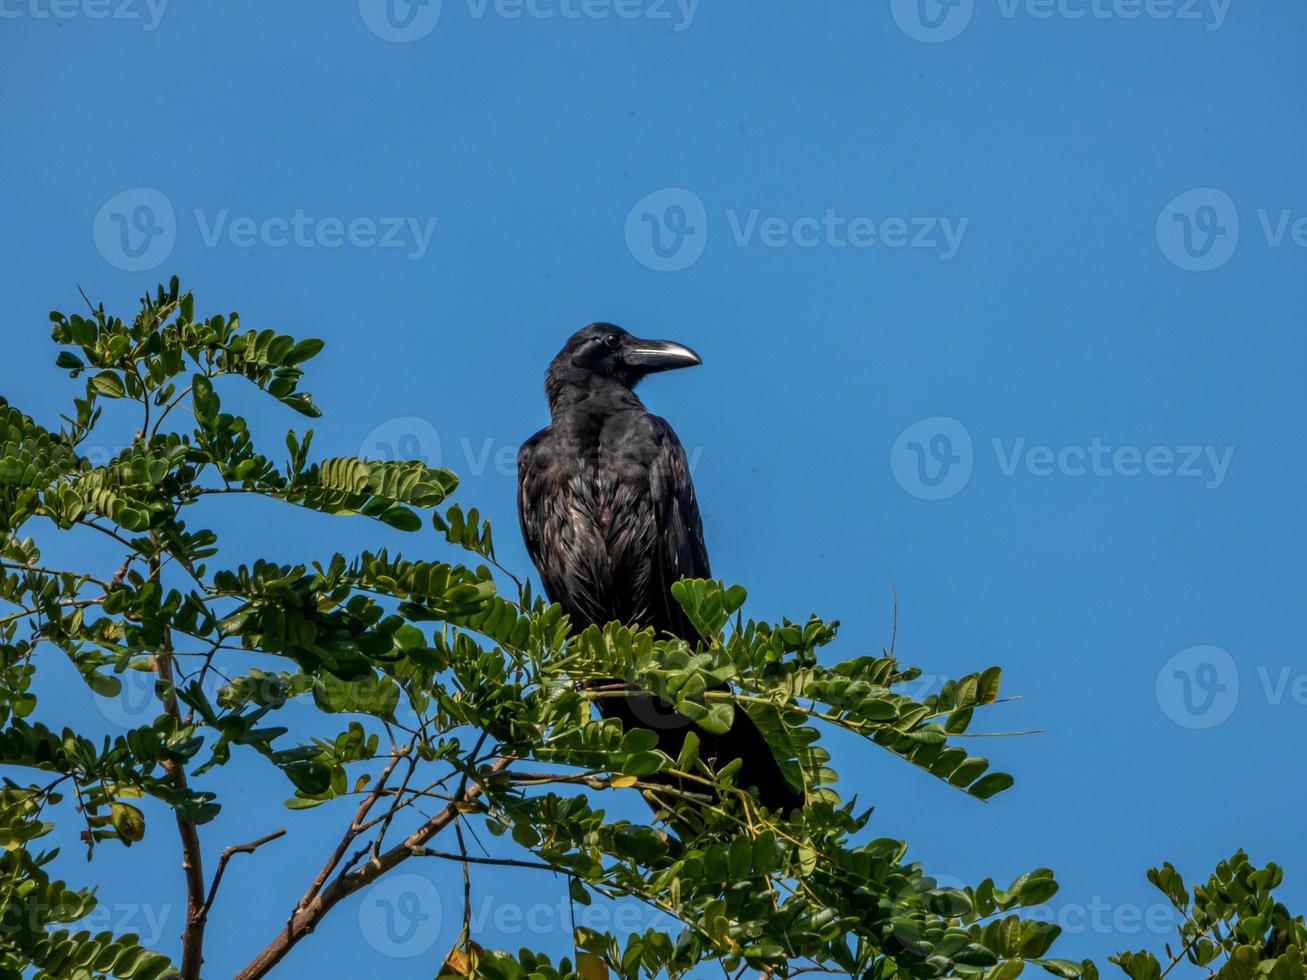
[2,2,1305,975]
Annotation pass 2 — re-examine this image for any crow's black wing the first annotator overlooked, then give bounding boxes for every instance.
[643,414,710,640]
[644,418,805,813]
[517,428,616,628]
[515,428,552,582]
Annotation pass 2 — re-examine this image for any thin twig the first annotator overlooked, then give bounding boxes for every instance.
[889,585,898,658]
[233,757,512,980]
[201,829,287,917]
[297,750,405,913]
[368,744,420,862]
[455,819,472,944]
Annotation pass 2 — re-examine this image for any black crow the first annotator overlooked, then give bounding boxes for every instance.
[517,322,804,817]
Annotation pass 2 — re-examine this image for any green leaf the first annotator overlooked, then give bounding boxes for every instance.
[286,338,325,365]
[89,371,126,398]
[970,772,1015,800]
[682,699,735,736]
[192,373,220,422]
[109,802,145,844]
[86,672,123,698]
[284,761,332,796]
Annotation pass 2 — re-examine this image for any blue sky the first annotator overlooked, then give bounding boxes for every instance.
[2,1,1305,975]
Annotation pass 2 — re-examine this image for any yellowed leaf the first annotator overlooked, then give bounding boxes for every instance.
[577,953,609,980]
[437,939,485,977]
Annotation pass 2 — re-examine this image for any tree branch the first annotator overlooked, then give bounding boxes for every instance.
[144,533,211,980]
[152,562,207,980]
[296,750,405,913]
[201,828,287,918]
[233,757,511,980]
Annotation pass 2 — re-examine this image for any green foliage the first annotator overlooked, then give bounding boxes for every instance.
[0,278,1292,979]
[0,787,174,977]
[1107,851,1307,980]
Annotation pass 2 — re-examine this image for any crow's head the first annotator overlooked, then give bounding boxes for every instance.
[546,322,701,399]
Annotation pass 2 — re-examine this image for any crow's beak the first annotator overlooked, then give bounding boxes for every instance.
[623,338,703,373]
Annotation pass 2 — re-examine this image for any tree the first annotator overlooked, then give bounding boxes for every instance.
[0,279,1299,980]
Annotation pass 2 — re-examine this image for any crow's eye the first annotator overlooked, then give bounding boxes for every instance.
[603,334,621,350]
